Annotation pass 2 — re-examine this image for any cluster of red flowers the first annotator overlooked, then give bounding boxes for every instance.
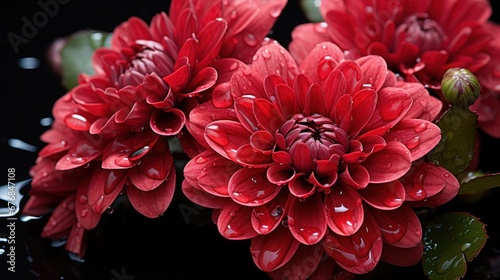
[23,0,500,279]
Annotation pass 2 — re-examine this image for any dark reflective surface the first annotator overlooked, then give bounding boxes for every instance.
[2,1,500,279]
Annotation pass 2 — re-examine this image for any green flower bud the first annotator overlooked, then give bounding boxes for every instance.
[441,68,481,107]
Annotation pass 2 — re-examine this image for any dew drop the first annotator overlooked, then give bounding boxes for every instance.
[270,206,283,218]
[229,62,238,71]
[128,145,150,160]
[262,49,271,59]
[461,242,471,252]
[230,10,237,19]
[105,206,114,214]
[243,32,258,47]
[406,136,421,150]
[197,168,208,180]
[78,195,88,204]
[65,114,90,131]
[195,156,207,164]
[80,209,88,218]
[437,256,458,274]
[298,226,321,244]
[414,122,428,133]
[453,156,465,166]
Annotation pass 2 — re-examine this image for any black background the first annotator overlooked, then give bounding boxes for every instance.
[1,1,500,279]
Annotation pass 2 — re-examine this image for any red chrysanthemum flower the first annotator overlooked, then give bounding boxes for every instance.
[182,41,460,278]
[289,0,500,138]
[22,0,287,257]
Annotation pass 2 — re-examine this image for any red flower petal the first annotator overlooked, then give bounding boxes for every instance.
[288,193,328,245]
[196,19,227,69]
[406,165,460,207]
[251,189,289,235]
[235,144,274,167]
[150,108,186,136]
[250,42,298,85]
[75,175,101,230]
[126,166,176,218]
[363,141,412,183]
[384,119,441,161]
[41,195,77,239]
[289,175,316,198]
[323,212,383,274]
[111,16,151,50]
[56,139,101,171]
[65,222,88,258]
[253,98,286,133]
[229,168,281,206]
[289,23,331,64]
[362,88,412,136]
[339,164,370,189]
[128,145,173,191]
[205,120,252,160]
[250,225,301,272]
[87,169,127,214]
[181,180,229,209]
[267,164,295,185]
[370,205,422,248]
[356,55,388,91]
[184,150,239,197]
[304,83,327,116]
[358,181,405,210]
[400,160,459,203]
[325,184,364,236]
[348,89,377,138]
[334,60,363,95]
[101,131,158,169]
[221,0,287,63]
[217,202,259,240]
[267,244,324,280]
[187,101,238,149]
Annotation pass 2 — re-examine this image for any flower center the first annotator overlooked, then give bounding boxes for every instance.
[280,114,348,160]
[117,40,174,88]
[395,13,445,54]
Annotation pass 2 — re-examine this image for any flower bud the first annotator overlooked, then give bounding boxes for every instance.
[441,68,481,107]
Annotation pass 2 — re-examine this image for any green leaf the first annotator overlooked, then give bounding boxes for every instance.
[460,172,500,193]
[60,30,112,90]
[427,106,478,175]
[300,0,323,22]
[422,212,488,280]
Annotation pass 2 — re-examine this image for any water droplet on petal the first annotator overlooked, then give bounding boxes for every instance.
[65,114,90,131]
[270,206,283,218]
[80,209,88,217]
[229,62,238,71]
[414,122,428,133]
[298,226,321,244]
[78,195,88,204]
[230,10,237,19]
[407,171,428,200]
[105,206,114,214]
[243,32,258,47]
[405,136,421,150]
[262,49,271,59]
[128,145,151,160]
